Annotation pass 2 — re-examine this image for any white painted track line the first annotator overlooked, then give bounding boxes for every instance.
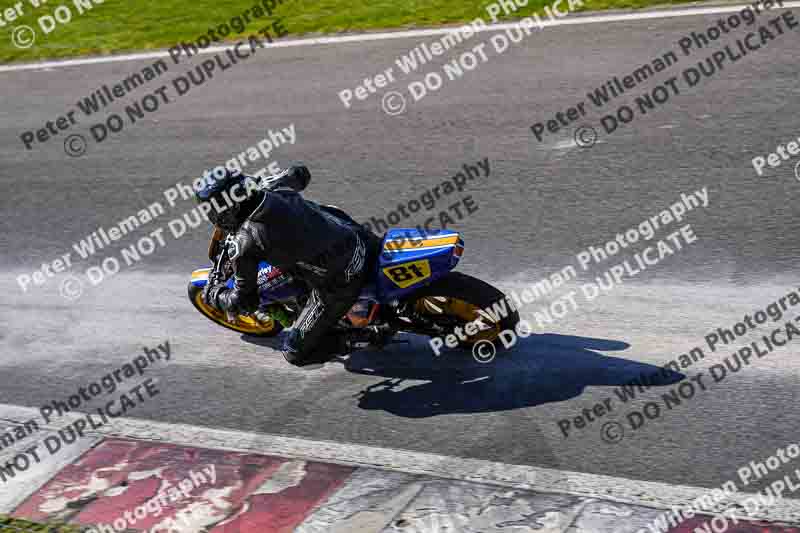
[0,403,799,523]
[0,420,100,513]
[1,2,799,73]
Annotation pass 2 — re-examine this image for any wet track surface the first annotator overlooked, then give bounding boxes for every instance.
[1,8,800,496]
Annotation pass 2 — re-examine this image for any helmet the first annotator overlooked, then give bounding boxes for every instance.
[195,167,259,232]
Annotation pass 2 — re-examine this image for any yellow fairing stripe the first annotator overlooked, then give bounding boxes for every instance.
[384,235,459,251]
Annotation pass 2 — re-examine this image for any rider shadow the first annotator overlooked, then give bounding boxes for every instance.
[343,334,685,418]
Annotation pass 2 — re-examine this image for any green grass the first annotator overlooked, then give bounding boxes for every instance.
[1,0,698,63]
[0,514,83,531]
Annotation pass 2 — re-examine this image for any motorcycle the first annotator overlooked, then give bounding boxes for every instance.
[187,172,519,354]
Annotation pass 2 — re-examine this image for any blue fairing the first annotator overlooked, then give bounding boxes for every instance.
[189,229,463,305]
[190,262,305,306]
[376,228,463,301]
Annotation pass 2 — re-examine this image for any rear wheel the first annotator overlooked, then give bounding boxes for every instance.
[188,283,283,337]
[407,272,519,352]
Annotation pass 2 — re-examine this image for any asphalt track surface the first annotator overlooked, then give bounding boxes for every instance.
[1,4,799,500]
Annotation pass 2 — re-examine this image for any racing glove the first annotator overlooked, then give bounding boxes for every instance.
[202,280,227,310]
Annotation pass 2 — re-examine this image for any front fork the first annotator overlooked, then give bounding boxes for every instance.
[208,226,225,261]
[207,229,240,323]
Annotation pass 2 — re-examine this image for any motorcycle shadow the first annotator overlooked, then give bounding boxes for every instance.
[344,333,685,418]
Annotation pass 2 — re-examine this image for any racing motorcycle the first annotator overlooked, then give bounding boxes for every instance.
[187,173,519,354]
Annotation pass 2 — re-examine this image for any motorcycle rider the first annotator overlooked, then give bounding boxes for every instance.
[196,164,384,368]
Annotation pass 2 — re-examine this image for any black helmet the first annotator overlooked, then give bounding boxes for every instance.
[195,167,260,232]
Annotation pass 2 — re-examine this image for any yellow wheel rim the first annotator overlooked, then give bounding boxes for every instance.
[193,291,277,335]
[414,296,503,344]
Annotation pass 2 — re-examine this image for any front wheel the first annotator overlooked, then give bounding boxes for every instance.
[406,272,520,352]
[188,283,283,337]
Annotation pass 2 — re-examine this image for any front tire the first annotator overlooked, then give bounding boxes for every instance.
[188,283,283,337]
[407,272,520,351]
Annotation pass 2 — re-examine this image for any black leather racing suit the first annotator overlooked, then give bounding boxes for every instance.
[209,187,381,366]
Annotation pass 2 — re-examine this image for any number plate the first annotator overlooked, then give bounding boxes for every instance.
[383,259,432,289]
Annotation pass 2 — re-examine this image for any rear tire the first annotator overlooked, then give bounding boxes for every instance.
[188,282,283,337]
[408,272,520,352]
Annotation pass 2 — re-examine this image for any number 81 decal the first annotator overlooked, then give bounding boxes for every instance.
[382,259,432,288]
